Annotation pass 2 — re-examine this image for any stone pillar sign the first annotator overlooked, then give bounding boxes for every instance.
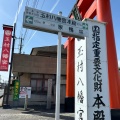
[47,79,52,109]
[75,19,111,120]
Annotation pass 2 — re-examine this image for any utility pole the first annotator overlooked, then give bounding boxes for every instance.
[19,37,23,54]
[5,23,16,107]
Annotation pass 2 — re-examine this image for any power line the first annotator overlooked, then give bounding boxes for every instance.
[19,0,30,38]
[21,0,41,52]
[22,0,60,52]
[26,0,30,6]
[22,0,47,51]
[22,31,37,51]
[35,0,39,8]
[32,0,39,8]
[33,0,36,8]
[18,0,31,53]
[0,47,19,49]
[41,0,45,10]
[11,0,24,55]
[13,0,24,25]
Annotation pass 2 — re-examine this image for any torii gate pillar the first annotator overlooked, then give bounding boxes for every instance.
[65,0,120,112]
[97,0,120,109]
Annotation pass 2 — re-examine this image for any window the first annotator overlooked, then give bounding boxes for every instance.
[30,74,55,95]
[31,80,37,93]
[31,79,47,95]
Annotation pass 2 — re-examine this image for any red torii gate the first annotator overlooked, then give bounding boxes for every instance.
[65,0,120,111]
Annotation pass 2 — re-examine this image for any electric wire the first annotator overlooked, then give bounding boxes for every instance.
[0,0,24,82]
[22,0,60,52]
[33,0,36,8]
[26,0,30,6]
[22,0,39,43]
[0,47,19,49]
[35,0,39,8]
[13,0,24,25]
[22,0,41,52]
[22,0,45,46]
[20,0,30,36]
[41,0,45,10]
[20,0,30,35]
[23,29,28,42]
[18,0,32,53]
[11,0,24,53]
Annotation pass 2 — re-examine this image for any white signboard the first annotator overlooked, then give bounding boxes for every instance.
[23,7,88,38]
[75,19,111,120]
[19,87,31,98]
[75,37,87,120]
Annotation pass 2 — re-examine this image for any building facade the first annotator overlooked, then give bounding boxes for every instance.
[9,45,67,107]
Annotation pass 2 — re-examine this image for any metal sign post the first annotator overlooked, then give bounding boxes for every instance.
[22,7,89,119]
[23,7,89,39]
[55,12,62,120]
[24,94,28,110]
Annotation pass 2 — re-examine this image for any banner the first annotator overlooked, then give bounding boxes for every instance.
[13,80,20,101]
[0,25,13,71]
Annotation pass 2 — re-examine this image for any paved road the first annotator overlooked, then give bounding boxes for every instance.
[0,89,4,106]
[0,107,74,120]
[0,89,4,96]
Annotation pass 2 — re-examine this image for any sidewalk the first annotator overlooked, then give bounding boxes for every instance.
[0,105,74,120]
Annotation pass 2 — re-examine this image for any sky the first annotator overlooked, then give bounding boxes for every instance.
[0,0,120,82]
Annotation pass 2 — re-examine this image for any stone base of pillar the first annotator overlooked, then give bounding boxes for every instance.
[64,97,74,112]
[111,109,120,120]
[3,104,11,109]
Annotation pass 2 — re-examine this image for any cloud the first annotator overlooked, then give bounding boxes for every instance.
[50,0,60,13]
[118,60,120,68]
[13,0,24,25]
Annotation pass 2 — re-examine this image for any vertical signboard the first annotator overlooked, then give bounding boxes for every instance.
[87,19,111,120]
[47,79,52,109]
[13,80,20,101]
[75,19,111,120]
[75,38,87,119]
[0,25,13,71]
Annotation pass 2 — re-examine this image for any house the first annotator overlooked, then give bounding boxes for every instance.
[9,45,67,107]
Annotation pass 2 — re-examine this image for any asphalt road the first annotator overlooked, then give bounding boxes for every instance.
[0,107,74,120]
[0,89,4,106]
[0,89,4,96]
